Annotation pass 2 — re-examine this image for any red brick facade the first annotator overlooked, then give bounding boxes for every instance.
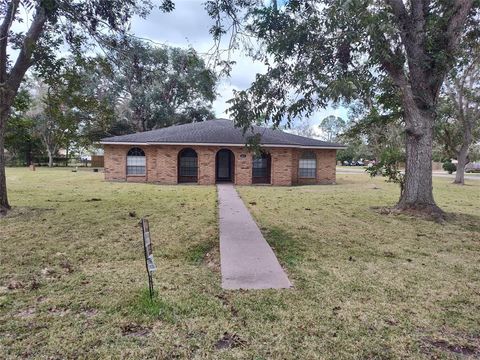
[104,144,337,186]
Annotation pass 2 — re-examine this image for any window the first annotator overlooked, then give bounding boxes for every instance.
[252,152,271,184]
[178,148,198,182]
[252,155,268,178]
[299,151,316,178]
[127,147,146,175]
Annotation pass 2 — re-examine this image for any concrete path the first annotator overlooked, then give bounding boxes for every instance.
[217,184,292,290]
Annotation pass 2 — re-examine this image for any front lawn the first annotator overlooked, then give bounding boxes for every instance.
[1,168,479,358]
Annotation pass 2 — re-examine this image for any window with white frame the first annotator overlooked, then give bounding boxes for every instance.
[127,147,146,175]
[299,151,316,178]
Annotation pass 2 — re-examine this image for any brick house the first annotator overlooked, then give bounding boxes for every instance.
[100,119,345,186]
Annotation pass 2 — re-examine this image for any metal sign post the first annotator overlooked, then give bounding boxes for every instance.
[141,218,157,299]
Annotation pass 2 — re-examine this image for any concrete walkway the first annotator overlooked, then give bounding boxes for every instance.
[217,184,292,290]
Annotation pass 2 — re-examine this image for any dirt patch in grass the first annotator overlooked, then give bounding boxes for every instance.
[423,337,480,357]
[214,332,245,350]
[121,322,152,337]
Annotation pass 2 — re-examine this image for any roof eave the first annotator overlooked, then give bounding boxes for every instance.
[100,141,347,149]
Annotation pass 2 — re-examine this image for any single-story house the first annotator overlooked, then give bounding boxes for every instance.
[100,119,346,186]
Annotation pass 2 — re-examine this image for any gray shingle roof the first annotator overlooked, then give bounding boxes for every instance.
[100,119,346,149]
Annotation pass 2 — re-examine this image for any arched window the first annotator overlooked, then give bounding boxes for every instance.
[127,147,146,175]
[299,151,316,178]
[178,148,198,183]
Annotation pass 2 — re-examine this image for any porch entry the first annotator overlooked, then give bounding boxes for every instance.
[216,149,235,182]
[252,153,271,184]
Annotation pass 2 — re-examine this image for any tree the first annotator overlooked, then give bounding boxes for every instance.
[319,115,346,142]
[68,57,123,146]
[288,118,317,138]
[0,1,172,214]
[345,97,404,163]
[4,88,42,165]
[226,0,478,217]
[437,46,480,184]
[107,39,217,132]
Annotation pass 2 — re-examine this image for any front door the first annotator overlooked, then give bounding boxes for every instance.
[216,149,234,182]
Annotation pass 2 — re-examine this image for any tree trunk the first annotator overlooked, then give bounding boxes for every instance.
[0,109,10,215]
[47,148,54,168]
[454,116,473,185]
[26,140,32,166]
[454,142,470,185]
[396,105,444,217]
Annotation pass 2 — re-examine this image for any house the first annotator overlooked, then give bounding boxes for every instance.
[100,119,346,186]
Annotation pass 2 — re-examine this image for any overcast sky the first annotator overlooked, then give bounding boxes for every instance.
[130,1,347,134]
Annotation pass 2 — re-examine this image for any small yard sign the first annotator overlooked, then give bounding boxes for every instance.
[141,218,156,298]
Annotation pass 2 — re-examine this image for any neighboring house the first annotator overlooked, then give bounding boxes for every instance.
[100,119,346,186]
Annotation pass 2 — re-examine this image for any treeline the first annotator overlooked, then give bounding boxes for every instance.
[6,38,217,167]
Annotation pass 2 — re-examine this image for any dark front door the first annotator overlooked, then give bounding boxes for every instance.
[216,149,234,182]
[252,153,271,184]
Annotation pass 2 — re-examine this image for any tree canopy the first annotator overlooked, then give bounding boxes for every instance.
[106,39,217,132]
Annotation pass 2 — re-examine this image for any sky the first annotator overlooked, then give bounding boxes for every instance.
[130,1,347,134]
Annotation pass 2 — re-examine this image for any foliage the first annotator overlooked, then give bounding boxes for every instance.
[319,115,346,142]
[336,138,372,163]
[29,57,111,166]
[288,118,317,138]
[435,45,480,163]
[443,160,457,174]
[226,1,478,127]
[4,89,43,165]
[366,148,405,196]
[104,38,217,132]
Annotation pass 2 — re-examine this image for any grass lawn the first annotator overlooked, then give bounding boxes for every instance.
[1,168,479,359]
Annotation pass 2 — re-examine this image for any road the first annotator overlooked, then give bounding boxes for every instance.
[336,166,480,181]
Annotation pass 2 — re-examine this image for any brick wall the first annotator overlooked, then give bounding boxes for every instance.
[293,148,336,185]
[103,144,336,185]
[316,149,337,184]
[104,144,127,181]
[270,148,294,186]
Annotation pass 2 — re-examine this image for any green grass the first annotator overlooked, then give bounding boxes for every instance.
[1,168,479,359]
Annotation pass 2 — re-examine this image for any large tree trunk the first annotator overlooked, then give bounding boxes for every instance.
[396,104,444,217]
[0,109,10,215]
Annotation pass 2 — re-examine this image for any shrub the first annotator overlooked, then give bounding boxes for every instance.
[366,148,405,195]
[442,161,457,174]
